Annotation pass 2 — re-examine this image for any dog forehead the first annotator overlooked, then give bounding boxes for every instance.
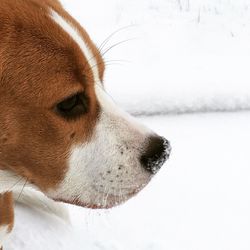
[50,10,99,81]
[49,8,105,88]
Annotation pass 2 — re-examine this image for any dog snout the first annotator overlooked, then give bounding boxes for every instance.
[140,136,171,174]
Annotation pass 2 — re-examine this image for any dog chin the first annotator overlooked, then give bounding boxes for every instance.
[51,183,148,209]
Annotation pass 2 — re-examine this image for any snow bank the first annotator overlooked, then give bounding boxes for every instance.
[60,0,250,115]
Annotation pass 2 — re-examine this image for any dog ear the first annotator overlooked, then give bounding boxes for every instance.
[0,192,14,249]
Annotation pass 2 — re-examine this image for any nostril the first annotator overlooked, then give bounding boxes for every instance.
[140,136,171,174]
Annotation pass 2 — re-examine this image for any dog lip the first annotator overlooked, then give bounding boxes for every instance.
[52,197,111,209]
[92,184,144,193]
[51,187,143,209]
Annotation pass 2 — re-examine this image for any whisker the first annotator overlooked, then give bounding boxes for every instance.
[7,177,24,193]
[104,186,110,208]
[101,38,137,58]
[83,32,134,73]
[102,186,108,207]
[98,25,136,53]
[104,59,130,64]
[16,179,27,202]
[83,59,129,82]
[118,185,122,206]
[104,62,126,68]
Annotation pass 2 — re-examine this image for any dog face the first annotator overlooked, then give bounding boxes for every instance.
[0,0,171,209]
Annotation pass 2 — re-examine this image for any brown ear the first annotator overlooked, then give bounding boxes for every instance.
[0,192,14,233]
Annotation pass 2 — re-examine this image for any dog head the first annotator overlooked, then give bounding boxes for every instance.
[0,0,171,209]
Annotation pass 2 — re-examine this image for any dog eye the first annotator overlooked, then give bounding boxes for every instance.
[56,92,88,119]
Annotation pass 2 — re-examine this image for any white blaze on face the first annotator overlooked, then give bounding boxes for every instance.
[50,9,99,81]
[49,9,154,208]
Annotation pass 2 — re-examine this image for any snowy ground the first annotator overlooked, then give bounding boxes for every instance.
[10,111,250,250]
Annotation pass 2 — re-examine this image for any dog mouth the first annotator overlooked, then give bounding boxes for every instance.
[52,184,147,209]
[53,192,135,209]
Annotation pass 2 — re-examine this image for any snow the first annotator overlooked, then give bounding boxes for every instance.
[60,0,250,115]
[9,112,250,250]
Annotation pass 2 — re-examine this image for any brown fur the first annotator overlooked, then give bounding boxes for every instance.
[0,192,14,232]
[0,0,105,192]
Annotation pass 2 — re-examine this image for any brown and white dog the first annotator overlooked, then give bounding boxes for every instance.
[0,0,171,248]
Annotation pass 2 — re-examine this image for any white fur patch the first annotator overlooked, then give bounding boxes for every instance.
[0,225,9,247]
[0,170,27,194]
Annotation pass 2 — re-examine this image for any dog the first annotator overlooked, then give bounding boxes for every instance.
[0,0,171,248]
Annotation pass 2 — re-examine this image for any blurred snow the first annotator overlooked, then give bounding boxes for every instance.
[61,0,250,115]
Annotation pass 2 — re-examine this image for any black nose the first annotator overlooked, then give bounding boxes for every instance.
[140,136,171,174]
